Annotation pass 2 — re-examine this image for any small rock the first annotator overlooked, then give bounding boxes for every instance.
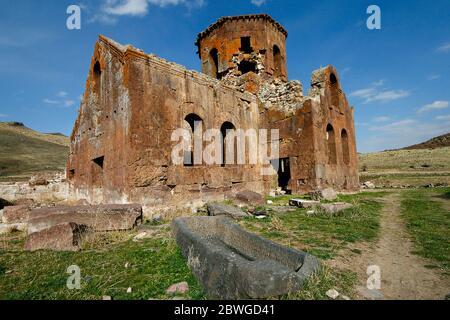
[166,281,189,295]
[326,289,340,300]
[133,231,148,241]
[341,295,351,300]
[127,287,132,293]
[363,181,376,189]
[319,203,353,215]
[267,200,274,205]
[152,214,162,223]
[102,296,112,300]
[125,262,129,268]
[289,199,320,208]
[255,215,267,219]
[306,210,315,216]
[172,296,186,300]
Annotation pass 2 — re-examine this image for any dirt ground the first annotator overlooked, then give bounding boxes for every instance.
[329,192,450,300]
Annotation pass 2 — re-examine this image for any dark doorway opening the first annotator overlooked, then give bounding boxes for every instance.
[275,158,291,193]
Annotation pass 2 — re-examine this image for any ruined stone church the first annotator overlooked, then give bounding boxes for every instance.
[67,14,359,209]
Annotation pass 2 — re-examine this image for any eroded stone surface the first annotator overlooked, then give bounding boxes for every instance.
[2,205,32,224]
[24,222,89,252]
[289,199,320,208]
[28,204,142,234]
[309,188,338,201]
[172,216,320,299]
[207,203,247,219]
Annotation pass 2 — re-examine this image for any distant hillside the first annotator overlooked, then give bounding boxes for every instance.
[402,133,450,150]
[0,122,69,181]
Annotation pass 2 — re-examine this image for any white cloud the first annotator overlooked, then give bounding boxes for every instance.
[43,98,59,104]
[103,0,149,16]
[436,42,450,53]
[372,116,391,123]
[361,119,450,152]
[0,113,8,118]
[251,0,266,6]
[417,100,449,114]
[427,74,441,81]
[100,0,204,18]
[43,92,76,108]
[350,84,410,104]
[436,115,450,121]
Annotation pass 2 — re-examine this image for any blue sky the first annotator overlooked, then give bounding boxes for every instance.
[0,0,449,152]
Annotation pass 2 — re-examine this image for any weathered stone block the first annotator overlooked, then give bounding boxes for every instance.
[309,188,337,201]
[207,203,247,219]
[24,222,89,252]
[289,199,320,208]
[28,204,143,234]
[172,216,320,299]
[234,190,265,205]
[2,205,32,224]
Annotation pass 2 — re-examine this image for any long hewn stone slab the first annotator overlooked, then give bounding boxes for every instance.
[172,216,320,299]
[28,204,143,234]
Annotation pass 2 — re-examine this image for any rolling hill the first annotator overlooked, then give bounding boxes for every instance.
[0,122,69,181]
[402,133,450,150]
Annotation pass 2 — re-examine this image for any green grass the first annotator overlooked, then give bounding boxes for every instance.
[283,266,357,300]
[242,192,387,260]
[400,188,450,273]
[0,232,204,300]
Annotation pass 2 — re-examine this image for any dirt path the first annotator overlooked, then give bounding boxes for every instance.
[329,192,449,300]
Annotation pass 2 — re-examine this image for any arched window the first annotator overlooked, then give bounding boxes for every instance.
[341,129,350,165]
[273,45,282,78]
[184,114,203,166]
[93,61,101,98]
[326,124,337,165]
[330,73,339,108]
[220,122,236,166]
[210,48,219,79]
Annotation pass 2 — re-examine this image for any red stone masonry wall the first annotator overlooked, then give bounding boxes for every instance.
[68,15,359,211]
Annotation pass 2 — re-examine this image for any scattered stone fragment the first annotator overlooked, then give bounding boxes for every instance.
[29,175,49,187]
[267,200,273,205]
[152,214,163,223]
[306,210,315,216]
[289,199,320,208]
[309,188,337,201]
[341,295,351,300]
[102,296,112,300]
[166,282,189,295]
[326,289,340,300]
[319,203,353,215]
[24,222,89,252]
[125,262,129,268]
[207,203,247,219]
[363,181,376,189]
[127,287,132,293]
[234,190,265,206]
